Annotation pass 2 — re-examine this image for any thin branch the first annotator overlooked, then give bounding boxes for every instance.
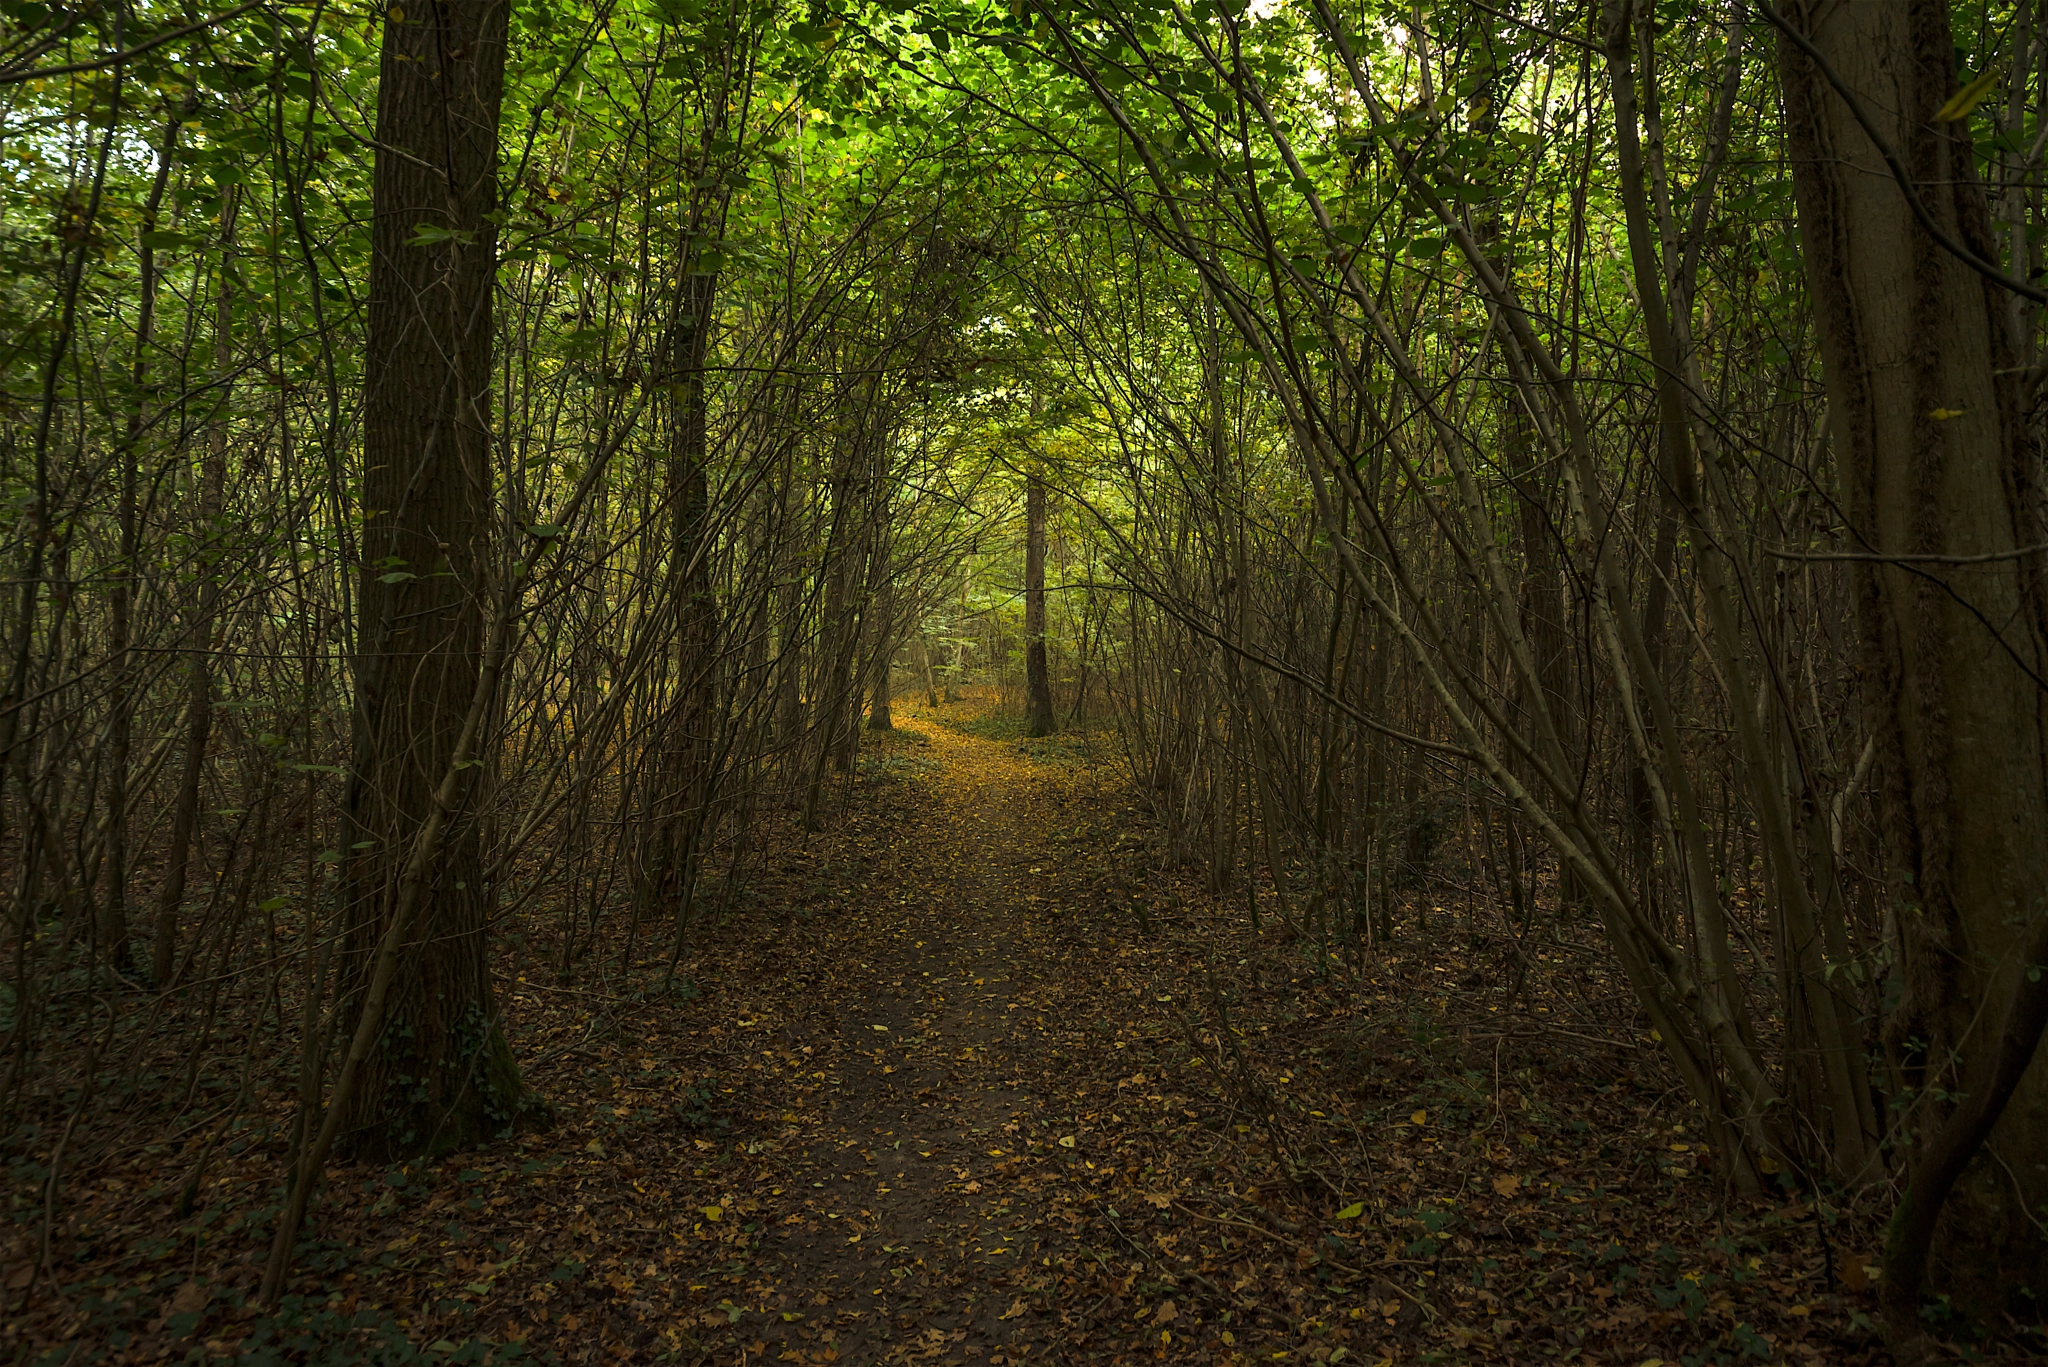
[0,1,270,86]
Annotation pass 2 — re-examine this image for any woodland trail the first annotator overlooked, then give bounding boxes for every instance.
[729,713,1106,1363]
[502,708,1883,1367]
[504,704,1253,1367]
[21,705,1891,1367]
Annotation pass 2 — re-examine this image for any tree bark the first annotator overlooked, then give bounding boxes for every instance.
[1777,0,2048,1326]
[152,193,235,989]
[104,106,182,977]
[1024,473,1055,736]
[867,576,896,730]
[339,0,533,1162]
[640,252,721,942]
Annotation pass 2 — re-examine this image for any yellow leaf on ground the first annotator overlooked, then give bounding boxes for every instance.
[701,1205,722,1221]
[1492,1174,1521,1197]
[999,1297,1027,1320]
[1410,1109,1428,1125]
[1334,1200,1365,1220]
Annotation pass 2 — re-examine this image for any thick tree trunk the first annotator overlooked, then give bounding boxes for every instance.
[340,0,533,1162]
[1024,473,1055,736]
[1778,0,2048,1327]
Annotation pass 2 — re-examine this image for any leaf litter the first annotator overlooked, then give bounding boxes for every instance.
[5,703,1893,1365]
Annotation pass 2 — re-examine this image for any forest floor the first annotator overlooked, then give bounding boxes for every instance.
[12,701,1929,1366]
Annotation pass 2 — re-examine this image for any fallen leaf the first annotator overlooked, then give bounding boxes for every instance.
[1410,1109,1428,1125]
[1058,1135,1075,1148]
[999,1297,1028,1320]
[1153,1299,1177,1323]
[1334,1200,1365,1220]
[1492,1173,1521,1197]
[701,1205,723,1221]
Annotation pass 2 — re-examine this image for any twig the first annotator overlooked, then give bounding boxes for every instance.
[1767,541,2048,565]
[0,1,268,85]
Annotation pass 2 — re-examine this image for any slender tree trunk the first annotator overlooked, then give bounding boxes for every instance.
[339,0,533,1161]
[104,107,182,976]
[1778,0,2048,1329]
[152,192,236,988]
[867,576,896,731]
[804,421,867,827]
[645,252,721,944]
[914,633,940,707]
[1024,473,1055,736]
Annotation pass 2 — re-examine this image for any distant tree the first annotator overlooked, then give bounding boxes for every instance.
[1024,471,1054,737]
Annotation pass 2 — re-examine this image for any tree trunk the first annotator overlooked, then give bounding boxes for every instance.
[642,251,721,945]
[867,577,896,731]
[1024,473,1055,736]
[914,633,940,707]
[804,422,869,828]
[153,190,236,989]
[104,107,182,977]
[1778,0,2048,1328]
[339,0,533,1162]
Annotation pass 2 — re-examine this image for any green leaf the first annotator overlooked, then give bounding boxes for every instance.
[1937,66,2001,122]
[1334,1200,1365,1220]
[408,223,476,248]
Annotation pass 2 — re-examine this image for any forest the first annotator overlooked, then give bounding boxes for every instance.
[2,0,2046,1361]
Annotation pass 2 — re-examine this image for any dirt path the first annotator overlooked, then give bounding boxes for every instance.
[19,705,1894,1367]
[439,709,1903,1367]
[737,715,1093,1364]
